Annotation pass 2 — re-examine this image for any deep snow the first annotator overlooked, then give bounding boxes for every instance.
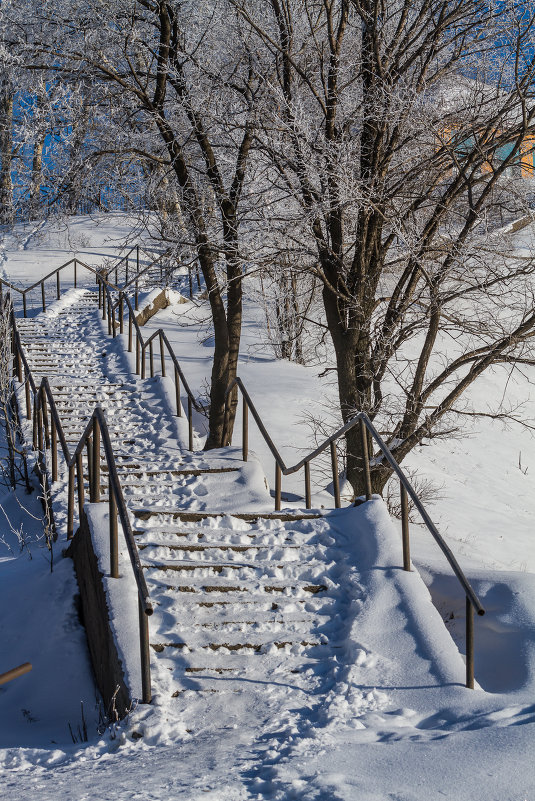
[0,215,534,801]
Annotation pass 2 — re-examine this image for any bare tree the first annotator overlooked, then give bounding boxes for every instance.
[0,296,31,492]
[9,0,535,499]
[260,261,318,364]
[16,0,265,447]
[231,0,535,495]
[0,38,16,226]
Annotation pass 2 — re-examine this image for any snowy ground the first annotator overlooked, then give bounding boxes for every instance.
[0,215,534,800]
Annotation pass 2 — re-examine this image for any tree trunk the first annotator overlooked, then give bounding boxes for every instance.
[0,87,14,226]
[29,133,46,219]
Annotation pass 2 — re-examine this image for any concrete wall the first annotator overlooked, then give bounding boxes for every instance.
[66,512,131,720]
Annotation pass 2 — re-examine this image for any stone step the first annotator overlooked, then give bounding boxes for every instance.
[84,468,238,488]
[143,577,329,595]
[152,612,322,634]
[45,383,127,391]
[153,596,330,619]
[141,556,326,577]
[132,524,325,547]
[151,621,324,642]
[138,542,305,554]
[132,510,323,523]
[149,636,323,654]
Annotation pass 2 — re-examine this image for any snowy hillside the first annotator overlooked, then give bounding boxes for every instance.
[0,216,534,801]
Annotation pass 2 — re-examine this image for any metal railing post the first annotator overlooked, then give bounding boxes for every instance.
[188,397,193,451]
[92,419,101,503]
[16,344,22,384]
[41,388,50,449]
[304,461,311,509]
[175,367,181,416]
[466,597,474,689]
[128,313,133,353]
[242,400,248,461]
[41,281,46,312]
[330,441,341,508]
[51,417,58,482]
[139,597,152,704]
[76,452,85,516]
[149,340,154,377]
[37,404,44,455]
[67,465,75,540]
[359,418,373,500]
[275,463,282,511]
[159,332,165,376]
[56,272,60,300]
[400,483,411,571]
[25,379,31,420]
[109,484,119,579]
[32,397,38,450]
[86,437,93,503]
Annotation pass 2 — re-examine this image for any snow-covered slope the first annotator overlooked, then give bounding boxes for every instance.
[0,215,534,801]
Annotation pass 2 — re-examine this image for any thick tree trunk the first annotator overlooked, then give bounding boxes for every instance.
[29,133,45,219]
[0,88,14,226]
[205,221,243,450]
[64,89,90,214]
[321,245,389,498]
[195,233,242,451]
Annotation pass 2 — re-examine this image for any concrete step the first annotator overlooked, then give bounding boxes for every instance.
[144,577,329,595]
[132,510,323,523]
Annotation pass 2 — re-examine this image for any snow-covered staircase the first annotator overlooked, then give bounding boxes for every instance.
[16,288,345,708]
[132,510,337,689]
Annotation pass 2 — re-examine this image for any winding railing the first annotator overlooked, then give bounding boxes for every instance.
[4,250,199,706]
[0,244,169,318]
[6,252,485,691]
[9,300,153,704]
[223,376,485,689]
[97,279,207,450]
[1,256,94,317]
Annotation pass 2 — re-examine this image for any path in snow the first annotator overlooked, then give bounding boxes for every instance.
[15,287,379,750]
[3,284,534,801]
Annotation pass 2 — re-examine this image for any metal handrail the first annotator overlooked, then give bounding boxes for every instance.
[6,256,485,689]
[98,280,207,451]
[9,300,153,702]
[0,663,32,685]
[224,375,485,689]
[0,244,166,317]
[119,247,170,292]
[96,244,169,296]
[1,257,100,315]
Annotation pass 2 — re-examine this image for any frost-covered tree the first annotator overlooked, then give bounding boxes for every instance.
[10,0,264,447]
[7,0,535,499]
[230,0,535,495]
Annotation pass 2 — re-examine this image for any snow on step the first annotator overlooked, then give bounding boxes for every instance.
[18,288,349,706]
[16,287,473,748]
